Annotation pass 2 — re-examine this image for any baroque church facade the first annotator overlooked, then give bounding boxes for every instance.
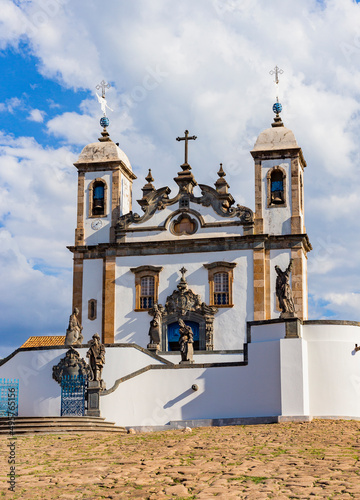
[2,103,360,429]
[70,111,310,353]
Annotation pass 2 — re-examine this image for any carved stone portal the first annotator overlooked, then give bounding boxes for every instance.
[52,347,90,385]
[148,269,218,351]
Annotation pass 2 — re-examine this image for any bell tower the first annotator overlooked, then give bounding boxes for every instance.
[70,84,136,333]
[250,68,311,321]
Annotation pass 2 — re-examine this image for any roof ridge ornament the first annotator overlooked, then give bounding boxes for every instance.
[269,66,284,128]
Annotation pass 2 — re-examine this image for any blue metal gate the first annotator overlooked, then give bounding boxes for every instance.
[61,375,86,416]
[0,378,19,417]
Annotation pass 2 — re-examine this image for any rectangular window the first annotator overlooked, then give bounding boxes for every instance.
[131,265,163,312]
[140,276,155,309]
[204,262,236,308]
[214,272,229,305]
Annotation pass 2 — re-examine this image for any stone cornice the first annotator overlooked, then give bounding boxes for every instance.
[250,147,307,168]
[74,160,137,180]
[67,233,312,258]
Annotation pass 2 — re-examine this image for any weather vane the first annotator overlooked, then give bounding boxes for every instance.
[95,80,113,128]
[269,66,284,117]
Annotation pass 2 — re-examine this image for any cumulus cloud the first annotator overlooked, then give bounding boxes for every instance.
[27,108,45,122]
[1,0,360,350]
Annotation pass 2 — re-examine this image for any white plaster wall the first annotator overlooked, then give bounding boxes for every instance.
[269,249,292,319]
[262,159,291,235]
[125,225,243,242]
[84,171,112,245]
[280,338,309,416]
[2,324,360,423]
[0,348,71,417]
[114,250,253,351]
[303,324,360,417]
[0,347,166,417]
[100,341,281,427]
[159,352,244,363]
[121,175,131,216]
[250,322,286,343]
[82,259,103,344]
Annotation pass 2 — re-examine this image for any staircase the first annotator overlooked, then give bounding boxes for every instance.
[0,416,127,435]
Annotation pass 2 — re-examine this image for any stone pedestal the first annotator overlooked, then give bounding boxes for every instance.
[147,343,160,352]
[87,381,101,417]
[280,311,296,319]
[179,360,194,365]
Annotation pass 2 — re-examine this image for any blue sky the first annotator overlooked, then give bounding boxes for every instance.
[1,0,360,357]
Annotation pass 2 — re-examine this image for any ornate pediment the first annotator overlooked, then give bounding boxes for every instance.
[115,163,254,236]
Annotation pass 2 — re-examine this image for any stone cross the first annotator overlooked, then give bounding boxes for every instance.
[180,267,188,280]
[176,130,197,166]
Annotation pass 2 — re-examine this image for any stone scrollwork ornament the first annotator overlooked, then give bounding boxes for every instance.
[52,347,91,384]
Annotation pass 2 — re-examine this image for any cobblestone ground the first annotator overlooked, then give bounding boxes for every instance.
[1,420,360,499]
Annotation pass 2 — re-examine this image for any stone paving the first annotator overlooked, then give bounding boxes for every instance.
[1,419,360,499]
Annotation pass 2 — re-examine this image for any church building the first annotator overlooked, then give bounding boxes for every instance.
[1,97,360,430]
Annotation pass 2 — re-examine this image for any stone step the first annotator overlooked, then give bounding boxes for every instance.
[0,426,126,434]
[0,416,126,434]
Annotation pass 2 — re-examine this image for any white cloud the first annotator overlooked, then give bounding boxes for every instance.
[27,108,45,122]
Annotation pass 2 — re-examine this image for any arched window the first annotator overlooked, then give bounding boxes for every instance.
[88,178,108,217]
[140,276,155,309]
[93,181,105,215]
[267,167,286,207]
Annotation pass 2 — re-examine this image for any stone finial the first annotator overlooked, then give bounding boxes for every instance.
[138,169,156,211]
[145,169,154,184]
[215,163,230,194]
[98,128,112,142]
